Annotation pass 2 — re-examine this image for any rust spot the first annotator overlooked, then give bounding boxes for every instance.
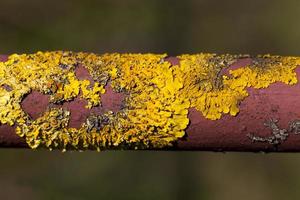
[99,84,125,113]
[60,95,90,128]
[60,83,125,129]
[165,56,180,66]
[21,91,50,120]
[0,55,8,62]
[222,58,252,77]
[0,124,26,147]
[75,64,94,84]
[295,65,300,76]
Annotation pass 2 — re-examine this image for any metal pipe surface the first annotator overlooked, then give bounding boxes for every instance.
[1,53,300,152]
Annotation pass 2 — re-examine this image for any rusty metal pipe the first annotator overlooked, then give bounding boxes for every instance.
[1,53,300,152]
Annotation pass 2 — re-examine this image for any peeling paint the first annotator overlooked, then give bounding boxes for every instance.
[0,51,299,151]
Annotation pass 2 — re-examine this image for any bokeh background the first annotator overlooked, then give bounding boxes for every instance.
[1,0,300,199]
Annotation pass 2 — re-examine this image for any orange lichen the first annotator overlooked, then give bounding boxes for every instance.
[0,51,299,151]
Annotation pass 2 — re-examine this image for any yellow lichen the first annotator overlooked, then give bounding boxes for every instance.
[0,51,299,151]
[81,81,105,108]
[178,54,300,120]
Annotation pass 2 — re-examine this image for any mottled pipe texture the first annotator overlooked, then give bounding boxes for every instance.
[1,54,300,152]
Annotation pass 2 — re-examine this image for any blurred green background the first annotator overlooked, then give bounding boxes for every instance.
[1,0,300,199]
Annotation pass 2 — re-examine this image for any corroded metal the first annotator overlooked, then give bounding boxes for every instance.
[1,52,300,152]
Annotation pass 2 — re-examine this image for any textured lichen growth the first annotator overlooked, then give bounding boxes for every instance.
[178,54,300,120]
[0,51,299,151]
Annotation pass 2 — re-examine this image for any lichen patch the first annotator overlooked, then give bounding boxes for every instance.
[0,51,299,151]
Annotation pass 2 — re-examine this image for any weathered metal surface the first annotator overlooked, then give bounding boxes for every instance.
[1,53,300,152]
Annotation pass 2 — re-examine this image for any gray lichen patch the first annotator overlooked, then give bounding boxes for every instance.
[247,118,300,146]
